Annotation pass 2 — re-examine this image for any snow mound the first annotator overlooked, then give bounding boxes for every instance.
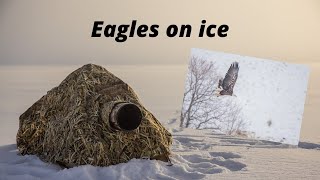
[0,142,245,180]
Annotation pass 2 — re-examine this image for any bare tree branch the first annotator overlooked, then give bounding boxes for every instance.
[180,56,246,135]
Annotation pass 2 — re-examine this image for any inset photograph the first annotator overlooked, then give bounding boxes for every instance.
[180,48,310,145]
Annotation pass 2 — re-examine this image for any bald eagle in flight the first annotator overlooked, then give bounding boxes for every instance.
[217,62,239,96]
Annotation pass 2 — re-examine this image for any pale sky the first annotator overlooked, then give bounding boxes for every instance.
[0,0,320,65]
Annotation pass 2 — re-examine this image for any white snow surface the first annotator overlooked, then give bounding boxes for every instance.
[1,118,320,180]
[189,49,310,145]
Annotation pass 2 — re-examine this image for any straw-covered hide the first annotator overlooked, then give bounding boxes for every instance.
[16,64,172,167]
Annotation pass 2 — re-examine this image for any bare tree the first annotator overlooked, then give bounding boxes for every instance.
[180,56,246,135]
[180,56,218,127]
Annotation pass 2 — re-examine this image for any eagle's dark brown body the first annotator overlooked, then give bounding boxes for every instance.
[218,62,239,96]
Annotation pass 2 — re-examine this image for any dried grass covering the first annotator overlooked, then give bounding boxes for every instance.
[16,64,172,167]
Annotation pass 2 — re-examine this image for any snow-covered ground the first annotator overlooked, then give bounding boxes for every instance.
[186,49,310,145]
[1,117,320,180]
[0,65,319,179]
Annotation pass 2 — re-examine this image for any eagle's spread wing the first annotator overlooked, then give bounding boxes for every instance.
[222,62,239,95]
